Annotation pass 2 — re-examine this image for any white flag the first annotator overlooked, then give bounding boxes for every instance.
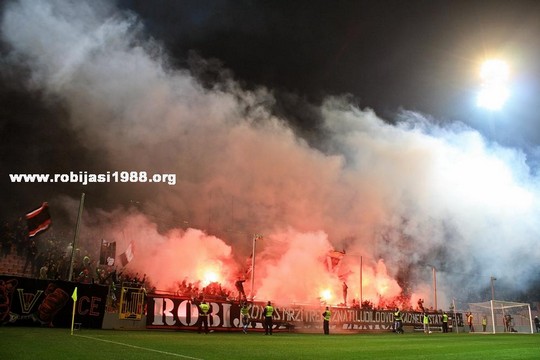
[120,242,134,266]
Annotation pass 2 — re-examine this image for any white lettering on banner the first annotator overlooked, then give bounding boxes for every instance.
[151,298,163,325]
[273,308,280,320]
[251,304,262,319]
[152,298,176,326]
[221,302,232,328]
[189,301,199,326]
[163,298,176,326]
[147,295,447,331]
[209,302,220,327]
[403,312,421,323]
[334,309,348,322]
[306,309,319,322]
[177,300,198,326]
[177,300,187,326]
[282,308,302,322]
[359,311,372,322]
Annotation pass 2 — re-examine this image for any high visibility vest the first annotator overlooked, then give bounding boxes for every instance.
[265,305,274,317]
[482,317,487,325]
[324,310,331,321]
[442,314,448,322]
[394,311,402,321]
[423,315,429,324]
[241,306,249,316]
[199,303,210,315]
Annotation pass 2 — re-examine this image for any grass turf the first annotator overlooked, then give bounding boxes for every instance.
[1,328,539,360]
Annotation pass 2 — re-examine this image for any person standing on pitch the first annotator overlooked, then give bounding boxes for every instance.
[322,306,331,335]
[240,301,251,334]
[442,312,449,333]
[482,315,487,332]
[534,316,540,333]
[393,307,403,334]
[423,312,430,334]
[466,312,475,333]
[263,301,275,335]
[197,299,211,334]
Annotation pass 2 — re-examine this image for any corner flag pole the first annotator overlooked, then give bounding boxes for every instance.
[70,287,78,335]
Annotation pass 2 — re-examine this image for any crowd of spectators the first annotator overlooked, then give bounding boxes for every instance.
[1,218,29,260]
[1,219,240,310]
[1,218,71,280]
[1,217,153,311]
[174,279,233,301]
[3,219,437,314]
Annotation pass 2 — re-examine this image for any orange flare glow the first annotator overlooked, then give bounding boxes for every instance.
[320,288,333,302]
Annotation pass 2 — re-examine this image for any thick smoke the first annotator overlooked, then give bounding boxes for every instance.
[2,0,540,308]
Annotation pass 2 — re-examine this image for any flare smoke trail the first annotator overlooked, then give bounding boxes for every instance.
[2,0,540,307]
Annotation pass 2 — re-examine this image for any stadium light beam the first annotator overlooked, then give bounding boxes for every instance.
[477,59,510,111]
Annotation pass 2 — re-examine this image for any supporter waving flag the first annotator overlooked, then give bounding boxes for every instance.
[119,241,134,267]
[26,202,52,237]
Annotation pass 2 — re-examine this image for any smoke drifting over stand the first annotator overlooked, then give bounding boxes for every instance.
[2,0,540,307]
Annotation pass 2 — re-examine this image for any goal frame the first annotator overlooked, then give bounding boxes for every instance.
[468,300,534,334]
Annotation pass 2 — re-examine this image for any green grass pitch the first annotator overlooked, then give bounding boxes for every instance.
[1,327,538,359]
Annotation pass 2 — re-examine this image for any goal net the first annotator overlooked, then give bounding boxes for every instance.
[468,300,534,334]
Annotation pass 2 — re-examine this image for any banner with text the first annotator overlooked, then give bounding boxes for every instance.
[146,294,458,332]
[0,275,108,328]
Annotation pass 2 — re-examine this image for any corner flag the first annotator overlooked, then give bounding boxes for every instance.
[70,287,78,335]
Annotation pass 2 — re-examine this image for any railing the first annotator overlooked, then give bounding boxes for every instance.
[119,283,146,320]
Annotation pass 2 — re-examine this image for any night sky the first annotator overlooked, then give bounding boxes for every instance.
[116,0,540,145]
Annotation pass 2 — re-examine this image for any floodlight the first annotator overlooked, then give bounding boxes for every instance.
[480,59,509,83]
[477,59,510,111]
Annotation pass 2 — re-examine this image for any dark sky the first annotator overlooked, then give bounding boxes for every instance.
[118,0,540,146]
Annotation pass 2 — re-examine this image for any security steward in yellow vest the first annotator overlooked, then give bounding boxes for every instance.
[322,306,331,335]
[264,301,275,335]
[198,300,211,334]
[442,312,449,333]
[393,307,403,334]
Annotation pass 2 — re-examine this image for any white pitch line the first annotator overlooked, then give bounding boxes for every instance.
[75,334,204,360]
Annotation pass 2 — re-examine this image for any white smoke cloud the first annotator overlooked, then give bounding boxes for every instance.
[3,0,540,307]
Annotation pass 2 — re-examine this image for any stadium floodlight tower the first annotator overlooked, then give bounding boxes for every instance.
[476,59,510,111]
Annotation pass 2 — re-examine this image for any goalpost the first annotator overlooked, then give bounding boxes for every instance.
[468,300,534,334]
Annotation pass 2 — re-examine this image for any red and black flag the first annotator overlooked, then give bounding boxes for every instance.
[26,202,52,237]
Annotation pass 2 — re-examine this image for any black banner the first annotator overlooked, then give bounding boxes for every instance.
[0,275,108,328]
[146,294,460,332]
